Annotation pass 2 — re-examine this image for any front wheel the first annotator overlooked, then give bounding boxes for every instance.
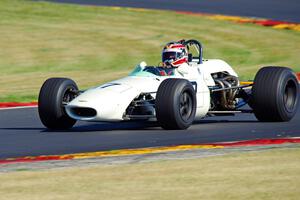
[251,66,299,122]
[155,79,196,130]
[38,78,78,130]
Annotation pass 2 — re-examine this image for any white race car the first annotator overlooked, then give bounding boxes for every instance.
[38,39,299,130]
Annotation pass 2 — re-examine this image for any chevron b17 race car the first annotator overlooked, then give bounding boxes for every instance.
[38,39,299,130]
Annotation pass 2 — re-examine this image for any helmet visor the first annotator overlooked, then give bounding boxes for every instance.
[162,52,177,63]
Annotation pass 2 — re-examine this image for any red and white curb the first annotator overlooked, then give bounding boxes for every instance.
[175,11,300,32]
[108,7,300,32]
[0,102,38,110]
[0,138,299,165]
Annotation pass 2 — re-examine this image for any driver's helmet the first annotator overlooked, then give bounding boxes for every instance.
[162,41,188,67]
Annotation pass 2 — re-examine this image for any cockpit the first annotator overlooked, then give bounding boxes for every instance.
[129,39,204,77]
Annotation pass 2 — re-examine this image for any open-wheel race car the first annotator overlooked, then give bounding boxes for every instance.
[38,39,299,130]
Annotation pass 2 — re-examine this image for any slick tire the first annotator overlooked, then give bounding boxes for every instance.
[252,66,299,122]
[38,78,78,130]
[156,78,196,130]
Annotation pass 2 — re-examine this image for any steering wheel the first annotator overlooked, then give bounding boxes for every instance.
[143,66,161,76]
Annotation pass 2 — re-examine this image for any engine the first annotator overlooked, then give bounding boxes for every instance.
[210,71,240,110]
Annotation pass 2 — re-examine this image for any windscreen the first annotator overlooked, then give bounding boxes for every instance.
[130,66,175,77]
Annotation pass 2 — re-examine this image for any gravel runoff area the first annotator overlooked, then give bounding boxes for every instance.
[1,143,299,173]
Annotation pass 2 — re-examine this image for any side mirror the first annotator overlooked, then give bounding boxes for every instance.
[139,61,147,69]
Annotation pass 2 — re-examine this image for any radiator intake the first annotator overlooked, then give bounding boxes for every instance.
[70,107,97,117]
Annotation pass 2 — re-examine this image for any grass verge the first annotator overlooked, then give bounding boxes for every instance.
[0,0,300,101]
[0,147,299,200]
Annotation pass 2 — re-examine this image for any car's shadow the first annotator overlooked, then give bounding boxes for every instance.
[69,121,160,132]
[0,119,260,133]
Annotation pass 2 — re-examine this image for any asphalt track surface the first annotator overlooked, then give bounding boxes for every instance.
[0,107,299,159]
[42,0,300,23]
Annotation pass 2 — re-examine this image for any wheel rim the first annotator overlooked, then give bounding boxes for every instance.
[179,91,193,122]
[283,79,297,112]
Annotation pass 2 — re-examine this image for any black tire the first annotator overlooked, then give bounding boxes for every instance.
[38,78,78,130]
[155,79,196,130]
[252,66,299,122]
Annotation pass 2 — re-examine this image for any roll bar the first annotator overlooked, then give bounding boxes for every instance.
[183,39,203,64]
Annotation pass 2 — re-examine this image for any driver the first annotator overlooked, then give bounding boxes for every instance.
[162,41,189,68]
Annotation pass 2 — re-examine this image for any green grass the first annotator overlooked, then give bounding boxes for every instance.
[0,147,300,200]
[0,0,300,102]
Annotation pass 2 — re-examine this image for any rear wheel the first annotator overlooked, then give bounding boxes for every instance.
[38,78,78,130]
[251,66,299,122]
[155,79,196,130]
